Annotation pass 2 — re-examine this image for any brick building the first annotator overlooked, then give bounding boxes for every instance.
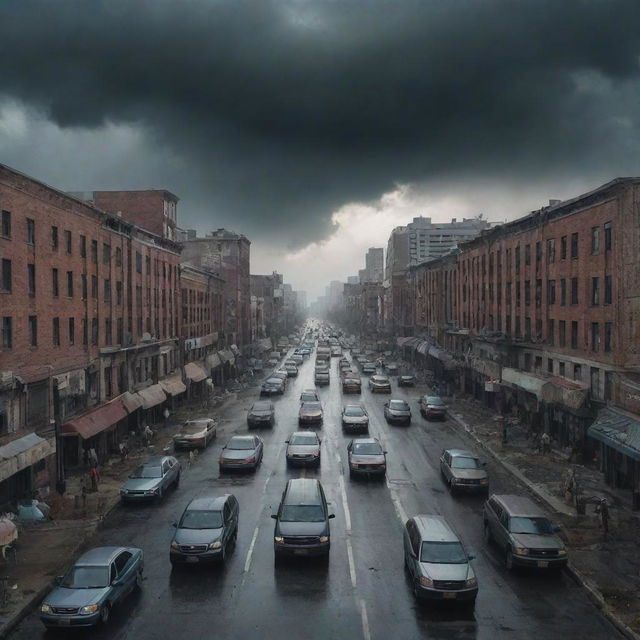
[181,229,251,349]
[0,165,183,503]
[406,178,640,499]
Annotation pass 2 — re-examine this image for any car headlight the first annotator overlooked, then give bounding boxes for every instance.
[170,541,179,550]
[558,548,567,556]
[209,541,222,550]
[319,536,329,543]
[418,576,434,588]
[145,489,158,495]
[514,547,529,556]
[40,603,51,613]
[274,536,284,544]
[79,604,100,615]
[479,477,489,484]
[465,577,477,587]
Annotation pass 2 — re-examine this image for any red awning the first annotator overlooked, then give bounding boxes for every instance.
[63,398,128,440]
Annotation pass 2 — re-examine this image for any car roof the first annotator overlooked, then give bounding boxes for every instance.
[412,515,460,542]
[372,375,389,381]
[352,437,379,445]
[344,404,364,410]
[76,546,132,566]
[184,418,213,425]
[301,401,321,407]
[491,494,546,517]
[186,495,232,511]
[142,456,171,466]
[291,430,319,438]
[284,478,323,504]
[301,389,317,395]
[252,401,272,409]
[264,377,283,383]
[228,435,256,443]
[389,398,409,404]
[425,396,444,402]
[445,449,476,458]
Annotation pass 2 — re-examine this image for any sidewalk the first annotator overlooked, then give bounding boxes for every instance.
[0,391,243,639]
[449,394,640,640]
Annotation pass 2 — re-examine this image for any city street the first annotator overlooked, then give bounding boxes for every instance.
[9,353,623,640]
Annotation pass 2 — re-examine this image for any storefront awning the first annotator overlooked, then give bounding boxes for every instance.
[218,350,235,364]
[135,384,166,410]
[184,362,207,383]
[0,433,55,483]
[121,391,143,413]
[543,377,589,409]
[588,408,640,461]
[63,398,128,439]
[159,374,186,397]
[206,353,222,370]
[501,368,552,401]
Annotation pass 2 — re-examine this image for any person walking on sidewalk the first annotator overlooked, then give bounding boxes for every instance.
[596,498,609,537]
[541,432,551,455]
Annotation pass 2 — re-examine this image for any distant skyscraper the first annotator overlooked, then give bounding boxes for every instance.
[365,247,384,283]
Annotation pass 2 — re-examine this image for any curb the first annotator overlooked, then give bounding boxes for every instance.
[448,409,640,640]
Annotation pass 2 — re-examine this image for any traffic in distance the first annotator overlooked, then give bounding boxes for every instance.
[31,319,607,640]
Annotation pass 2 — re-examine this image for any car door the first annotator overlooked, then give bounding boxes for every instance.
[161,460,172,490]
[114,551,135,598]
[255,437,263,462]
[347,441,353,465]
[222,502,232,549]
[440,451,450,481]
[107,561,120,603]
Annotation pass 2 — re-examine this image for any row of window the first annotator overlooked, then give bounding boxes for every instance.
[1,315,175,349]
[0,210,177,281]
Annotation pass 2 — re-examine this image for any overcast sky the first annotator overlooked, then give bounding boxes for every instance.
[1,0,639,301]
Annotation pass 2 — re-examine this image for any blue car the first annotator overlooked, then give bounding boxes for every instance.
[40,546,143,628]
[120,456,181,502]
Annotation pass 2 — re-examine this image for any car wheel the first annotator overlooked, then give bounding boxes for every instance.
[135,570,143,590]
[483,522,492,545]
[174,472,180,488]
[157,488,164,502]
[505,548,514,570]
[100,604,111,625]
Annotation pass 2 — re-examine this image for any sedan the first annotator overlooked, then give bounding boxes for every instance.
[284,361,299,377]
[172,419,217,450]
[40,546,143,628]
[341,405,369,433]
[369,375,391,393]
[261,377,286,396]
[271,370,289,384]
[286,431,321,467]
[347,438,386,479]
[361,362,377,376]
[420,395,447,420]
[342,375,361,393]
[247,400,275,428]
[384,399,412,425]
[315,370,330,386]
[290,354,304,366]
[219,435,264,473]
[440,449,489,494]
[398,374,416,387]
[120,456,181,502]
[299,401,324,426]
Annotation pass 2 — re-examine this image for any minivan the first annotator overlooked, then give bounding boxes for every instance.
[403,515,477,604]
[483,494,567,571]
[272,479,334,560]
[170,494,239,566]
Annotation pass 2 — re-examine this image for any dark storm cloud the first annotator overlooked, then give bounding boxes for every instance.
[1,0,639,245]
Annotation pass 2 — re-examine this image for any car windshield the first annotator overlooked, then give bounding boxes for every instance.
[251,403,271,412]
[509,516,554,535]
[389,401,409,410]
[420,541,467,564]
[180,422,205,435]
[373,376,388,383]
[280,505,325,522]
[301,394,317,402]
[131,465,162,478]
[227,438,255,450]
[179,510,223,530]
[452,457,480,469]
[290,434,318,445]
[61,566,110,589]
[344,406,365,417]
[302,402,322,411]
[265,378,281,385]
[426,397,445,405]
[353,443,382,455]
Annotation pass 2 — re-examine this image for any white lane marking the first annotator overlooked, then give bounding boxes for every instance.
[360,599,372,640]
[346,537,357,588]
[338,469,352,534]
[385,476,409,525]
[244,525,260,573]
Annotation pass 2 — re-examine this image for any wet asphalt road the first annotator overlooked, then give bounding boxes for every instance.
[11,352,623,640]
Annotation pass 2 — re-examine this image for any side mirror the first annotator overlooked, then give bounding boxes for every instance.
[481,461,487,466]
[468,554,475,561]
[328,513,336,519]
[55,576,64,585]
[384,450,388,454]
[270,514,278,519]
[172,521,177,528]
[552,524,562,534]
[285,440,290,443]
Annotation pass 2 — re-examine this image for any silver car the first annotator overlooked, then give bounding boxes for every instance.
[172,419,217,450]
[347,438,386,479]
[261,377,285,396]
[341,405,369,433]
[384,399,412,424]
[40,546,144,628]
[219,435,264,473]
[286,431,321,467]
[369,375,391,393]
[440,449,488,494]
[120,456,181,502]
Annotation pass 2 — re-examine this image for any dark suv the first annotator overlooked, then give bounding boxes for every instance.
[483,494,567,571]
[272,479,334,560]
[170,495,239,566]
